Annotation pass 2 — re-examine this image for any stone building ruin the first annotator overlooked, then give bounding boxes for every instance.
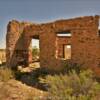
[6,15,100,73]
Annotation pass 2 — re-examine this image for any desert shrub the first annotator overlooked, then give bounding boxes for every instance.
[0,67,14,82]
[40,70,100,100]
[63,61,84,74]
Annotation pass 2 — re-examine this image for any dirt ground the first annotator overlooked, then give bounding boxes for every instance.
[0,62,47,100]
[0,79,47,100]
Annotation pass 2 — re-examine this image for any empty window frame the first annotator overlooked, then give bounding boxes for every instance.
[99,18,100,30]
[57,31,71,37]
[98,18,100,35]
[63,44,71,59]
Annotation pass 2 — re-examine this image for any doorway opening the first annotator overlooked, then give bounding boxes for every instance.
[31,38,40,68]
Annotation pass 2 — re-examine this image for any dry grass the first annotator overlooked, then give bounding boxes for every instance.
[0,67,14,82]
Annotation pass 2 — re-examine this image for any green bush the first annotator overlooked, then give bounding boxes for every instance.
[40,70,100,100]
[63,61,84,74]
[0,67,14,82]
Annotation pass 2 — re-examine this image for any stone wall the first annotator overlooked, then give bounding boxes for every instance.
[6,20,32,67]
[6,15,100,74]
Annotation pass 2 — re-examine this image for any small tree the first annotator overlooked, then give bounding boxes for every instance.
[32,46,39,59]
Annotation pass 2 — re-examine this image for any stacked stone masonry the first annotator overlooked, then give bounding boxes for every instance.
[6,15,100,74]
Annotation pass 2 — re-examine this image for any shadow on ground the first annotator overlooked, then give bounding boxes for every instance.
[15,67,49,91]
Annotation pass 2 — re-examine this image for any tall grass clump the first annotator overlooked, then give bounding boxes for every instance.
[0,67,14,82]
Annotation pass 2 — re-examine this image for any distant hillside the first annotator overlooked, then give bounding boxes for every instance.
[0,49,6,64]
[0,49,5,51]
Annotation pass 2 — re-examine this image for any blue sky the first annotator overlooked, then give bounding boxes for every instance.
[0,0,100,48]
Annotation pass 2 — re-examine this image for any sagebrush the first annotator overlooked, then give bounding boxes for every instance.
[40,69,100,100]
